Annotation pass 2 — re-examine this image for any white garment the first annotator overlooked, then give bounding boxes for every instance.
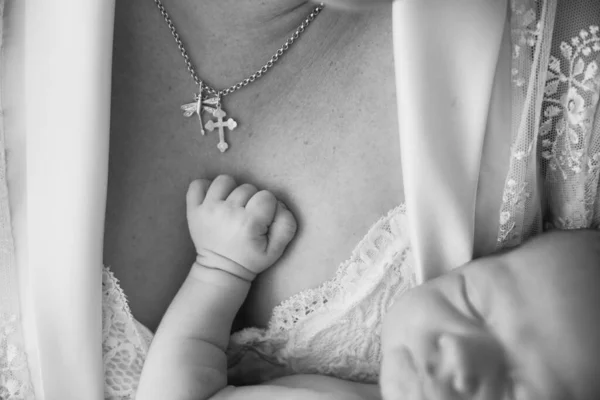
[395,0,510,281]
[226,206,413,386]
[103,206,415,396]
[1,1,33,398]
[1,0,599,399]
[2,1,115,399]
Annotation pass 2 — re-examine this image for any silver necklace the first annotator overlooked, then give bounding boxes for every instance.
[154,1,326,152]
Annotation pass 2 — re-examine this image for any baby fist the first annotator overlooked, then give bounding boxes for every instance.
[186,175,297,280]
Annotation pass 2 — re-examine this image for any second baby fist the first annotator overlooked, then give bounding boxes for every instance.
[186,175,297,280]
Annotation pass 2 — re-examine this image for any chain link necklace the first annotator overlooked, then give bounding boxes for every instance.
[154,1,326,152]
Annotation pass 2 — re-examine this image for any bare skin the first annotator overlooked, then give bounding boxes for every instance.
[136,175,600,400]
[381,229,600,400]
[136,176,382,400]
[105,0,402,332]
[104,0,514,333]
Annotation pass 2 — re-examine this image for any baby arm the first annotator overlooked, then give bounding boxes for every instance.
[136,175,297,400]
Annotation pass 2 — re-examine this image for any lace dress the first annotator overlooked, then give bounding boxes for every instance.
[103,205,416,398]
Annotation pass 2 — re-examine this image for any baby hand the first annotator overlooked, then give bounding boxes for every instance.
[186,175,297,281]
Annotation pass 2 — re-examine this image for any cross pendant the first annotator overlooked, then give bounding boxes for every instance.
[205,105,238,153]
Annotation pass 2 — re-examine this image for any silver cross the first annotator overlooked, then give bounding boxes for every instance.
[205,106,238,153]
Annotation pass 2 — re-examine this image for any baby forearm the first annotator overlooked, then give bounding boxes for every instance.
[137,176,297,399]
[162,263,250,347]
[136,263,250,400]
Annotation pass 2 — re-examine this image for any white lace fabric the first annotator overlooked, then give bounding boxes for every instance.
[102,269,152,400]
[101,205,415,396]
[227,205,415,385]
[497,0,600,246]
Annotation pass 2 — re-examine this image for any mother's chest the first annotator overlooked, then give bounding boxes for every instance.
[106,74,402,332]
[106,8,402,329]
[106,85,403,327]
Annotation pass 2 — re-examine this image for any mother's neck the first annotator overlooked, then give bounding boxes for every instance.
[157,0,327,88]
[168,0,317,30]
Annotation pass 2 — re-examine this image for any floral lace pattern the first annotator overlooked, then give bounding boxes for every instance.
[497,0,600,248]
[102,268,152,400]
[541,25,600,229]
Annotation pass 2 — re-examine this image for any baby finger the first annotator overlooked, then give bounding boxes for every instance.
[266,201,297,257]
[186,179,211,213]
[245,190,278,226]
[205,174,237,202]
[226,183,258,207]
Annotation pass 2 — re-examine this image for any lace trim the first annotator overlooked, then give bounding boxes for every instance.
[101,205,412,391]
[267,204,409,332]
[228,204,415,383]
[102,268,152,400]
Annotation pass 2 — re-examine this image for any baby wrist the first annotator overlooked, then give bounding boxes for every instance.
[192,255,256,285]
